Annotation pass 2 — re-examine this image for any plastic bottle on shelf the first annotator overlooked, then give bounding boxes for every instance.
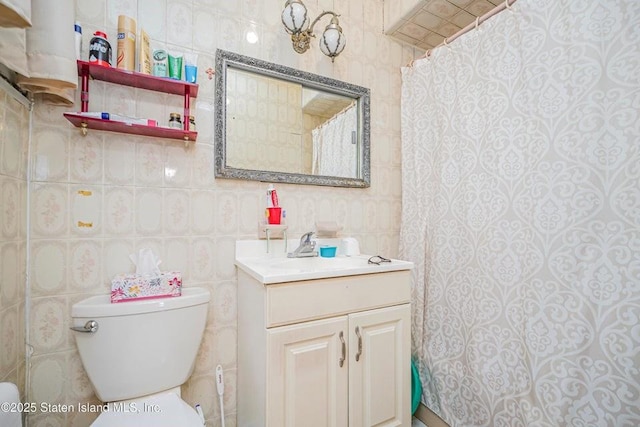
[74,21,82,60]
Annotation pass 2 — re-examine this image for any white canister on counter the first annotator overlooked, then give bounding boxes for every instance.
[341,237,360,256]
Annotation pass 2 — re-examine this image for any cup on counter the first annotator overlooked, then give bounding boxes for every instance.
[319,245,337,258]
[266,207,282,224]
[341,237,360,256]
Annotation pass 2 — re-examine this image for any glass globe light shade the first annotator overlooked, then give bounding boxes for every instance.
[282,0,309,33]
[319,19,346,59]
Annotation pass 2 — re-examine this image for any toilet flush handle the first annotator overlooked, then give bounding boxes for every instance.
[70,320,99,333]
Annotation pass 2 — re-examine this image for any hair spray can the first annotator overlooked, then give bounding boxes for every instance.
[89,31,112,66]
[117,15,136,71]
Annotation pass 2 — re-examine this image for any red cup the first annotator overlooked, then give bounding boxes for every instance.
[267,207,282,224]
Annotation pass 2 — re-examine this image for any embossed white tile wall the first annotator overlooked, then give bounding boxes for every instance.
[193,7,219,52]
[215,191,238,234]
[29,353,66,404]
[104,186,134,235]
[135,140,164,185]
[31,184,69,238]
[167,1,193,47]
[68,351,94,401]
[103,239,135,281]
[71,185,102,236]
[1,243,19,304]
[31,240,67,296]
[136,91,168,130]
[135,188,163,235]
[0,85,28,389]
[193,100,215,142]
[191,190,216,234]
[69,240,102,292]
[164,144,192,187]
[104,84,136,118]
[32,128,69,182]
[138,0,167,41]
[164,189,190,234]
[30,296,70,353]
[104,138,136,185]
[70,132,104,184]
[213,281,237,325]
[0,306,18,373]
[1,179,19,239]
[164,237,190,280]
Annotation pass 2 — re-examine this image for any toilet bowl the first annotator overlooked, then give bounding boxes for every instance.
[71,287,210,426]
[90,388,203,427]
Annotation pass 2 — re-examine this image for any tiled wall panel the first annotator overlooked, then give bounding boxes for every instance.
[0,85,28,400]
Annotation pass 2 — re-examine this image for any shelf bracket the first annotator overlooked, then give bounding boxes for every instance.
[80,71,90,113]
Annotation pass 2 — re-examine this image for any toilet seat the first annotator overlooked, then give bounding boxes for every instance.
[91,391,203,426]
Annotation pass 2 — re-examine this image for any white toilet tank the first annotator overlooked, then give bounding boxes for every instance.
[71,287,210,402]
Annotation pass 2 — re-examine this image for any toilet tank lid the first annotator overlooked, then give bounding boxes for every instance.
[71,287,210,318]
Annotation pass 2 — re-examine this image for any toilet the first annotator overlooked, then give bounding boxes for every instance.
[71,287,210,426]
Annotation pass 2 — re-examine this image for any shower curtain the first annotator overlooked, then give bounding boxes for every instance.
[399,1,640,426]
[312,104,358,177]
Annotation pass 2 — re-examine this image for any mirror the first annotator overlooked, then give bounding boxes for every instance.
[214,49,370,188]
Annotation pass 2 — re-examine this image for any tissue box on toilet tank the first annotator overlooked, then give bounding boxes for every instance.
[110,271,182,303]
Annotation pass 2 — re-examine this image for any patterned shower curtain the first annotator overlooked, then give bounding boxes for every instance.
[399,0,640,426]
[312,104,358,177]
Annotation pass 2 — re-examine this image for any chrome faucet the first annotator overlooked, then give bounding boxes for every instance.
[288,231,318,258]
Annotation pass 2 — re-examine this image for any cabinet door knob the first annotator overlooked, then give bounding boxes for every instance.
[355,326,363,362]
[339,331,346,367]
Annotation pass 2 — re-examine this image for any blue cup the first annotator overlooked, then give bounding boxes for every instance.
[319,246,337,258]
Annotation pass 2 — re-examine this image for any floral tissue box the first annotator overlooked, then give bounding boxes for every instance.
[110,272,182,303]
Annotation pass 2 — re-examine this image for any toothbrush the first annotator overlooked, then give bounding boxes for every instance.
[216,364,225,427]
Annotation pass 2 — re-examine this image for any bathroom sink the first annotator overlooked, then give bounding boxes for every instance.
[269,256,369,271]
[235,241,413,284]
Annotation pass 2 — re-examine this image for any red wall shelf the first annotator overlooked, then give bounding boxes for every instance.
[65,60,198,145]
[76,60,198,97]
[63,113,197,141]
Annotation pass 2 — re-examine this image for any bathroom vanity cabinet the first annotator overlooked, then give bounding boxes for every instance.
[237,269,411,427]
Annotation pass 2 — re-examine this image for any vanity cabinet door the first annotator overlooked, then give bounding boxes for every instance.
[348,304,411,427]
[267,315,349,427]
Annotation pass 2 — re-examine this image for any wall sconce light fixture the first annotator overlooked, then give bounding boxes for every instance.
[281,0,346,62]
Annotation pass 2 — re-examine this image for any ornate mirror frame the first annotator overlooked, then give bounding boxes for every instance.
[214,49,370,188]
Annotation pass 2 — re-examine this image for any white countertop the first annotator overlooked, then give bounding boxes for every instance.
[235,239,413,284]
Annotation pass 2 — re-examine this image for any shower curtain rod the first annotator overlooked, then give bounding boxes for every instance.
[409,0,518,66]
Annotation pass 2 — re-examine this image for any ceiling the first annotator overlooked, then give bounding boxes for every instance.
[386,0,504,51]
[302,89,353,119]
